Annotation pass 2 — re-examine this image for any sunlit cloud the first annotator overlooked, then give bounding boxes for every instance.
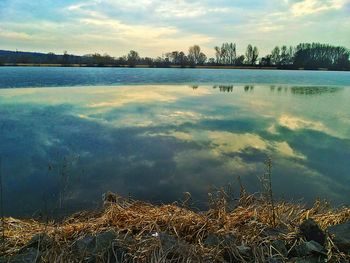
[0,0,348,56]
[273,141,306,159]
[0,28,32,40]
[288,0,347,16]
[151,129,306,160]
[279,115,328,131]
[1,84,349,208]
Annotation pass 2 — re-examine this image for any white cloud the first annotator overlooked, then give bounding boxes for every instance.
[151,129,305,160]
[259,24,284,33]
[288,0,347,16]
[0,0,349,56]
[154,1,232,18]
[277,114,345,139]
[0,28,32,40]
[63,0,214,55]
[279,115,329,132]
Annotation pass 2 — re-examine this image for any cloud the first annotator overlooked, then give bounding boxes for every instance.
[258,24,284,33]
[86,85,211,108]
[153,1,233,18]
[288,0,347,16]
[64,1,214,55]
[0,28,32,40]
[0,0,349,56]
[151,129,305,160]
[66,0,102,12]
[273,141,306,159]
[278,115,327,131]
[277,114,346,139]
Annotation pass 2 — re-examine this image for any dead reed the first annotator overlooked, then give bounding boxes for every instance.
[0,191,349,262]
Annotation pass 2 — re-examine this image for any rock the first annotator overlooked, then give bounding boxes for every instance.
[300,219,325,245]
[83,247,128,263]
[203,234,221,247]
[289,241,326,258]
[108,246,128,263]
[292,256,326,263]
[222,244,252,262]
[157,232,192,260]
[327,220,350,253]
[73,235,96,255]
[24,233,53,250]
[262,227,288,238]
[266,258,286,263]
[237,245,252,258]
[159,232,178,251]
[203,234,236,262]
[221,234,236,247]
[73,231,126,263]
[271,240,288,257]
[83,257,97,263]
[95,230,118,253]
[8,247,40,263]
[203,234,235,262]
[9,235,50,262]
[203,233,235,248]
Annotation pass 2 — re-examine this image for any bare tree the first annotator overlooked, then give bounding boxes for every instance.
[127,50,140,66]
[214,46,221,64]
[245,44,259,65]
[188,45,206,65]
[271,46,280,65]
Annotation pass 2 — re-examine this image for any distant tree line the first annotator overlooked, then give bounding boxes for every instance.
[0,42,349,70]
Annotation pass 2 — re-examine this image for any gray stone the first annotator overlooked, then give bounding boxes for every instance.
[24,233,52,250]
[271,240,288,257]
[107,246,128,263]
[157,232,192,260]
[266,258,285,263]
[203,234,221,247]
[83,256,97,263]
[73,235,96,254]
[216,235,236,262]
[73,230,119,256]
[8,248,40,263]
[95,230,118,253]
[293,256,326,263]
[203,233,235,248]
[237,245,252,258]
[159,232,178,252]
[289,241,326,257]
[262,227,288,238]
[300,219,326,245]
[221,234,236,247]
[327,220,350,253]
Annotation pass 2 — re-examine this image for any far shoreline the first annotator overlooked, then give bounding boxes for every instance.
[1,63,349,71]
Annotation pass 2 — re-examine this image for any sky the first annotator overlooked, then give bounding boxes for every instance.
[0,0,349,58]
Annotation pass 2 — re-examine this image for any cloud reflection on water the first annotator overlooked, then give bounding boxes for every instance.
[0,84,349,217]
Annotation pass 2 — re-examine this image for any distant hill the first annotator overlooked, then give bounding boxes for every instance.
[0,50,86,65]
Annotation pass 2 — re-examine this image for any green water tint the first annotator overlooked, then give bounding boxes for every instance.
[0,85,349,217]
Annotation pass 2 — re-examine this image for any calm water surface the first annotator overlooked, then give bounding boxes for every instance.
[0,67,349,217]
[1,66,350,88]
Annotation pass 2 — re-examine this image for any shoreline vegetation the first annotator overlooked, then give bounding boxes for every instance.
[1,191,349,262]
[1,42,349,71]
[2,159,349,262]
[1,63,282,70]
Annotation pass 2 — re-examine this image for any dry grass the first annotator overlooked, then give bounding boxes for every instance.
[0,193,349,262]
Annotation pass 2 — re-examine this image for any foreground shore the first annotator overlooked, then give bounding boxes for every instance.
[0,192,349,263]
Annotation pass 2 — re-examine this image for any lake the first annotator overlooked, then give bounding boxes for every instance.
[0,67,349,217]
